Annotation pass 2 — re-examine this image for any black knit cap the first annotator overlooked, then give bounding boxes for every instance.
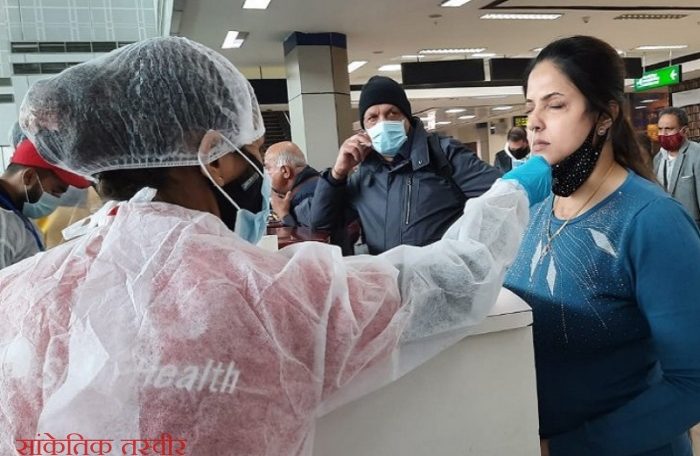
[358,76,412,128]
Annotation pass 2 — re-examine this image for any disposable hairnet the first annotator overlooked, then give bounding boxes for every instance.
[19,36,264,177]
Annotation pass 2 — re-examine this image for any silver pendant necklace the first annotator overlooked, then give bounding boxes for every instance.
[539,162,615,264]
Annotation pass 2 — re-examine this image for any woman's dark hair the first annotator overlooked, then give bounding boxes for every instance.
[635,131,654,169]
[524,35,656,182]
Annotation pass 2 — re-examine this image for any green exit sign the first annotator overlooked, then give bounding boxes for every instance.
[634,65,681,91]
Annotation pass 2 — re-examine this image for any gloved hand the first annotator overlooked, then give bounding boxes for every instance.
[502,155,552,206]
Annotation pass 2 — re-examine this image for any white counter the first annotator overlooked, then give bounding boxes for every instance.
[313,288,540,456]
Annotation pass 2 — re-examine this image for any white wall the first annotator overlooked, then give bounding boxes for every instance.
[489,130,507,164]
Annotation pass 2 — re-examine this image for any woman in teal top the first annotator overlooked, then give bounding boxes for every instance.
[504,36,700,456]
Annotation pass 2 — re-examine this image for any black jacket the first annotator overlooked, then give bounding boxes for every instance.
[281,165,319,227]
[494,150,513,173]
[310,121,502,254]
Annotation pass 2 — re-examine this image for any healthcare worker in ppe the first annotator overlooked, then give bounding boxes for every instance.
[0,137,91,269]
[6,121,99,249]
[1,36,550,455]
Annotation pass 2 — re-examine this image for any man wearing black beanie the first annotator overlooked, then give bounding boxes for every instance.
[358,76,413,128]
[310,76,501,255]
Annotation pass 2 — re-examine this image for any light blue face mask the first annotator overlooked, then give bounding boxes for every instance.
[22,177,61,219]
[22,192,61,219]
[233,173,271,245]
[199,133,271,245]
[367,120,408,156]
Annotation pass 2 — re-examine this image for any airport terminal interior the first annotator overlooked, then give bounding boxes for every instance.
[1,1,700,455]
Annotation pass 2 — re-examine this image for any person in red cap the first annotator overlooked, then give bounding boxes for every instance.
[0,137,90,269]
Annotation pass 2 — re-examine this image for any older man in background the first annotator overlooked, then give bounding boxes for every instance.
[264,141,320,227]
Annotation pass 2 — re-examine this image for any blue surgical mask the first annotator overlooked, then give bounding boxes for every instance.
[199,133,271,245]
[22,176,61,219]
[233,175,271,245]
[22,192,61,219]
[367,120,408,156]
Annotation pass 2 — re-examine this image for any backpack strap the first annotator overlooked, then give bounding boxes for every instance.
[427,133,467,204]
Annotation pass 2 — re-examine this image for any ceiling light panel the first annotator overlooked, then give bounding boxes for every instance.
[481,13,561,20]
[635,44,688,50]
[242,0,271,9]
[419,48,485,55]
[348,61,368,73]
[440,0,472,7]
[222,31,248,49]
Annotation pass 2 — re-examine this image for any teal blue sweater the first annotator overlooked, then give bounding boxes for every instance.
[505,171,700,455]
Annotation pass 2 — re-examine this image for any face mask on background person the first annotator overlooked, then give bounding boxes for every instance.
[658,132,685,152]
[22,191,61,219]
[22,173,60,219]
[367,120,408,156]
[509,145,530,160]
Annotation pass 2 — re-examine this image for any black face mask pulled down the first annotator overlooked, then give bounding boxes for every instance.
[551,125,607,197]
[510,146,530,160]
[209,153,265,231]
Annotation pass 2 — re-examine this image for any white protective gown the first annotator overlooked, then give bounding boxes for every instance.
[0,178,527,455]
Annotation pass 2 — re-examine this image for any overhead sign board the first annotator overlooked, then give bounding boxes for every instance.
[634,65,681,91]
[513,116,528,128]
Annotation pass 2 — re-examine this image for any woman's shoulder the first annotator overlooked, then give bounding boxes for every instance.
[619,172,699,243]
[609,171,679,220]
[623,172,685,216]
[622,171,665,198]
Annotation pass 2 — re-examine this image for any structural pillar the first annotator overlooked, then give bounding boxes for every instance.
[283,32,353,170]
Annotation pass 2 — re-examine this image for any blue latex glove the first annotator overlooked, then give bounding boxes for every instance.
[502,155,552,206]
